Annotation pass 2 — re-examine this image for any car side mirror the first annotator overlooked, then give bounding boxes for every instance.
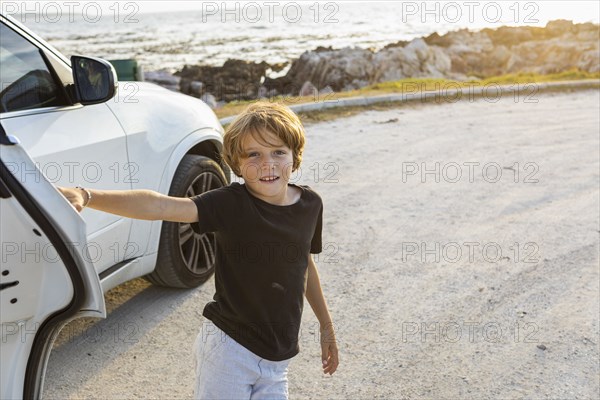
[71,55,118,105]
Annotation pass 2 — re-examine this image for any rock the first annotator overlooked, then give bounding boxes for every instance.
[373,38,452,82]
[179,79,190,94]
[546,19,575,37]
[315,45,335,53]
[481,26,542,47]
[537,344,547,350]
[383,40,410,50]
[578,48,600,73]
[510,37,597,74]
[268,62,289,73]
[423,31,454,48]
[319,86,335,95]
[144,69,181,91]
[177,59,270,102]
[172,19,599,102]
[189,81,203,97]
[445,29,495,54]
[200,93,218,109]
[299,81,318,97]
[262,75,292,96]
[266,88,280,98]
[268,46,375,94]
[257,85,268,98]
[435,22,600,77]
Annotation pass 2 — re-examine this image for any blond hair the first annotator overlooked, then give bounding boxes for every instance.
[223,102,306,177]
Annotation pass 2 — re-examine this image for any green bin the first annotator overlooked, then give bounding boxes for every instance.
[108,59,144,81]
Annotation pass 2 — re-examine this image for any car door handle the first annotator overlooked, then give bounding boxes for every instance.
[0,281,19,291]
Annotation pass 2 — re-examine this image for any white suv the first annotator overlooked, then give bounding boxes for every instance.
[0,14,228,398]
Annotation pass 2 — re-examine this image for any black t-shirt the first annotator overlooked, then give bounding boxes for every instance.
[191,182,323,361]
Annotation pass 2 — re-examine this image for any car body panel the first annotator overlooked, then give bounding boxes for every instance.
[1,131,105,399]
[106,83,224,258]
[1,14,226,275]
[127,127,225,258]
[0,103,133,275]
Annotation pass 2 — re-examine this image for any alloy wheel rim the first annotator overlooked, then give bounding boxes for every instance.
[178,171,220,275]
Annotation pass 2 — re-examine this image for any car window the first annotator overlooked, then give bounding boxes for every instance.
[0,22,69,113]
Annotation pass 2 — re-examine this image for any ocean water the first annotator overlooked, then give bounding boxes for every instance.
[9,1,599,73]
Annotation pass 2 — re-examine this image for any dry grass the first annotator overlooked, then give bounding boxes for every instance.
[214,69,600,123]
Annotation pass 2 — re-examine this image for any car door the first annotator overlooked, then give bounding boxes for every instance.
[0,124,106,399]
[0,16,133,275]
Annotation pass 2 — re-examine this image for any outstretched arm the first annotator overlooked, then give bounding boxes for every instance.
[58,187,198,223]
[305,255,339,375]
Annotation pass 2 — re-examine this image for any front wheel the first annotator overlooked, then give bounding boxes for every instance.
[145,154,227,288]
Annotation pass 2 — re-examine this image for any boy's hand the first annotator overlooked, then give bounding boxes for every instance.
[57,186,86,212]
[320,324,339,375]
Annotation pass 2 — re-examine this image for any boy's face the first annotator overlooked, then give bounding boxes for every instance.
[239,130,294,201]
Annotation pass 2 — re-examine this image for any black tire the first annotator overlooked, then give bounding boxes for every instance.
[145,155,228,288]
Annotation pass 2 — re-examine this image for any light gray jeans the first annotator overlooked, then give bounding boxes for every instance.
[193,319,292,399]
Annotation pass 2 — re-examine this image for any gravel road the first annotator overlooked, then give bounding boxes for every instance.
[44,89,600,399]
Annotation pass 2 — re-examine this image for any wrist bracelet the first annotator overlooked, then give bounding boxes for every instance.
[76,186,92,208]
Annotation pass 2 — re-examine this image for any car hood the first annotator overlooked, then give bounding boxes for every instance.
[106,81,223,137]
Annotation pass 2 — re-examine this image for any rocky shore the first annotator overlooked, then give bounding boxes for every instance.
[144,20,599,107]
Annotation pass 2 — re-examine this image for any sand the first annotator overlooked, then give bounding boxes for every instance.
[43,89,600,399]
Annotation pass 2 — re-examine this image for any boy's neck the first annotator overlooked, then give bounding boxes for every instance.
[244,183,301,206]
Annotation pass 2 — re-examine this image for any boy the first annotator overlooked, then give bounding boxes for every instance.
[58,102,339,399]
